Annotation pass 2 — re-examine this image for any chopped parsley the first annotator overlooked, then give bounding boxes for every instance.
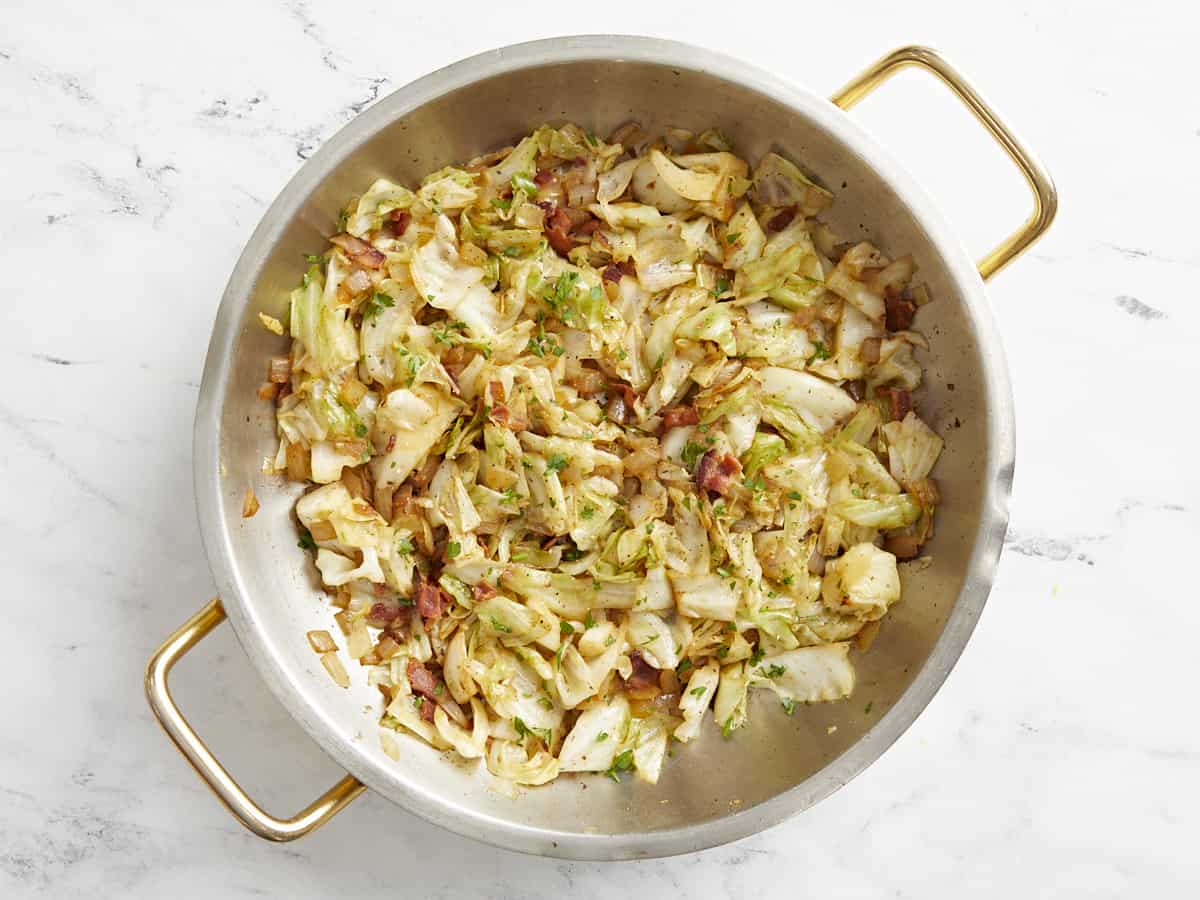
[446,541,461,559]
[676,658,694,676]
[581,505,596,520]
[749,646,765,667]
[297,527,317,551]
[524,318,563,357]
[489,616,512,634]
[710,276,729,298]
[513,717,551,744]
[809,341,831,361]
[548,271,579,309]
[604,748,635,782]
[596,731,609,742]
[864,701,874,714]
[432,320,467,345]
[786,490,804,501]
[681,441,707,469]
[759,664,786,679]
[781,698,797,715]
[560,621,575,636]
[362,291,395,320]
[584,612,596,629]
[545,453,570,474]
[689,686,707,697]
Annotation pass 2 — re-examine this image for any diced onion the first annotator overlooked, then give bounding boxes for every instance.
[307,629,337,653]
[320,651,350,688]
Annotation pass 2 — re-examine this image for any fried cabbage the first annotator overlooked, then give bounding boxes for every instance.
[267,121,943,787]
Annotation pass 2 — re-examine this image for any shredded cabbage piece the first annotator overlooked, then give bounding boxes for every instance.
[270,122,943,786]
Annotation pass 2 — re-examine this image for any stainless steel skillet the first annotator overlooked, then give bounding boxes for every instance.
[146,37,1055,860]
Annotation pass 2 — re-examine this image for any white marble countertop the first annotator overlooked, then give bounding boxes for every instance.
[3,0,1197,896]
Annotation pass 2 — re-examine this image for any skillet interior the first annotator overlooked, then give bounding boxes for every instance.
[194,37,1012,858]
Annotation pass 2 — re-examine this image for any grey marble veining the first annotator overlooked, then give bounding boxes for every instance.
[2,0,1197,896]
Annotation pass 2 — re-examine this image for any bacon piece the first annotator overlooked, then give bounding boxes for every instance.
[884,293,918,331]
[544,205,574,256]
[366,602,400,628]
[602,260,635,283]
[661,406,699,430]
[389,210,412,235]
[487,380,506,404]
[622,651,659,693]
[268,355,292,384]
[328,232,385,269]
[884,532,923,560]
[767,206,797,232]
[696,450,742,495]
[418,697,436,722]
[533,168,556,186]
[488,403,527,432]
[575,216,600,237]
[859,337,882,364]
[843,379,865,402]
[876,386,913,422]
[489,403,512,427]
[472,581,497,602]
[414,574,447,621]
[406,658,440,699]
